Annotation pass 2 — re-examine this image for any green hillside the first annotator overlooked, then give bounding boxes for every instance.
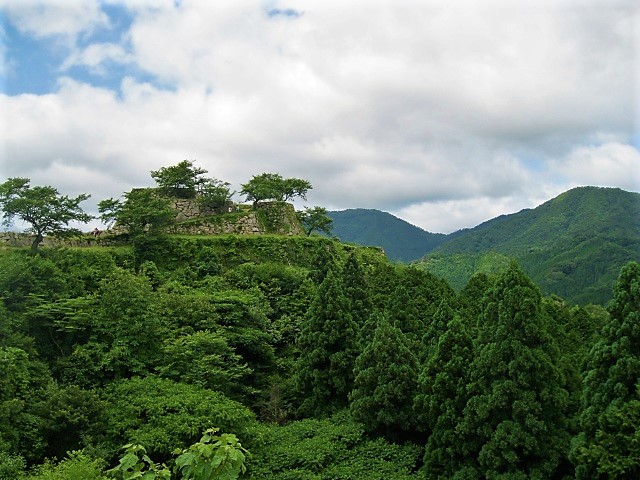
[1,231,638,478]
[328,208,447,262]
[415,186,640,304]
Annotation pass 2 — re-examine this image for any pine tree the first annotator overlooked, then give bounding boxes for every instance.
[296,268,357,417]
[571,261,640,479]
[414,315,474,479]
[458,262,571,478]
[350,312,419,440]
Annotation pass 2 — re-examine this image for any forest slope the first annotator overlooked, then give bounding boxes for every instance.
[327,209,447,262]
[415,186,640,304]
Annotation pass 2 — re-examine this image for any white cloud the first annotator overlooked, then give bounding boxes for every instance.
[1,0,638,233]
[61,43,133,73]
[550,143,640,191]
[1,0,109,41]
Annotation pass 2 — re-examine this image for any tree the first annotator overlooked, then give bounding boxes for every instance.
[458,263,571,478]
[196,178,234,210]
[98,188,175,235]
[298,206,333,236]
[150,160,208,199]
[414,315,474,479]
[296,268,358,416]
[0,177,92,251]
[571,261,640,479]
[349,312,419,440]
[240,173,311,205]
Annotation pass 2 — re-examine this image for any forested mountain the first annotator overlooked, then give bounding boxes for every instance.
[327,209,448,262]
[329,188,639,305]
[1,232,638,478]
[416,186,640,304]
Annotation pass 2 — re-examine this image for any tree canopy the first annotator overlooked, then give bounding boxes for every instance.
[0,177,92,251]
[150,160,208,199]
[298,206,333,236]
[98,188,175,235]
[240,173,312,204]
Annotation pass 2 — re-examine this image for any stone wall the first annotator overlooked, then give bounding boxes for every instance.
[171,199,236,222]
[0,202,304,248]
[0,232,122,249]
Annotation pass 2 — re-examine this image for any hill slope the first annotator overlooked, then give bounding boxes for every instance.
[415,186,640,304]
[327,209,447,262]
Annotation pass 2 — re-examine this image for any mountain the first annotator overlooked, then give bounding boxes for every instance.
[327,208,448,262]
[415,186,640,305]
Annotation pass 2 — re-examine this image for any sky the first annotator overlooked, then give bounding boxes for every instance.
[0,0,638,234]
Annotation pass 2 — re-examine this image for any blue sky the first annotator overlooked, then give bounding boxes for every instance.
[0,0,638,233]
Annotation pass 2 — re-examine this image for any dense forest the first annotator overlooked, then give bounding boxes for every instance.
[330,187,640,306]
[0,167,638,478]
[1,232,638,479]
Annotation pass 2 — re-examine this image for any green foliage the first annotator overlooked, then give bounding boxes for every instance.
[0,177,92,250]
[23,451,107,480]
[31,384,108,461]
[414,315,474,478]
[416,251,511,291]
[248,412,421,479]
[0,251,68,312]
[349,313,418,440]
[1,209,628,478]
[100,189,175,235]
[572,261,640,479]
[296,268,358,416]
[156,331,253,401]
[458,263,571,478]
[151,160,208,199]
[106,444,170,480]
[298,206,333,236]
[196,178,234,210]
[173,428,249,480]
[0,450,26,479]
[58,268,168,386]
[341,252,372,335]
[240,173,311,204]
[0,346,53,462]
[102,377,256,462]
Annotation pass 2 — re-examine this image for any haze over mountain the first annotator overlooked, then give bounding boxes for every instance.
[331,187,640,305]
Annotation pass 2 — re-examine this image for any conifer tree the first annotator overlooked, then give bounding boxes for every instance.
[296,268,357,417]
[458,262,571,478]
[420,298,455,363]
[571,261,640,479]
[386,284,424,346]
[350,312,418,440]
[414,315,474,479]
[457,272,492,332]
[342,252,372,333]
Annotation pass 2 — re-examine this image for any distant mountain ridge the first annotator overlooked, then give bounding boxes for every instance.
[327,209,447,262]
[329,187,640,304]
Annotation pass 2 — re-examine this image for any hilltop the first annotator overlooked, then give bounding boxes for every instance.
[415,186,640,304]
[327,209,447,262]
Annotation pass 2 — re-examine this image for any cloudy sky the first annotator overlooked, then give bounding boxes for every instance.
[1,0,638,233]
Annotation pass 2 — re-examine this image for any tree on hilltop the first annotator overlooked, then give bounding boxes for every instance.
[241,173,311,205]
[98,188,175,235]
[298,206,333,236]
[0,177,92,251]
[151,160,208,199]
